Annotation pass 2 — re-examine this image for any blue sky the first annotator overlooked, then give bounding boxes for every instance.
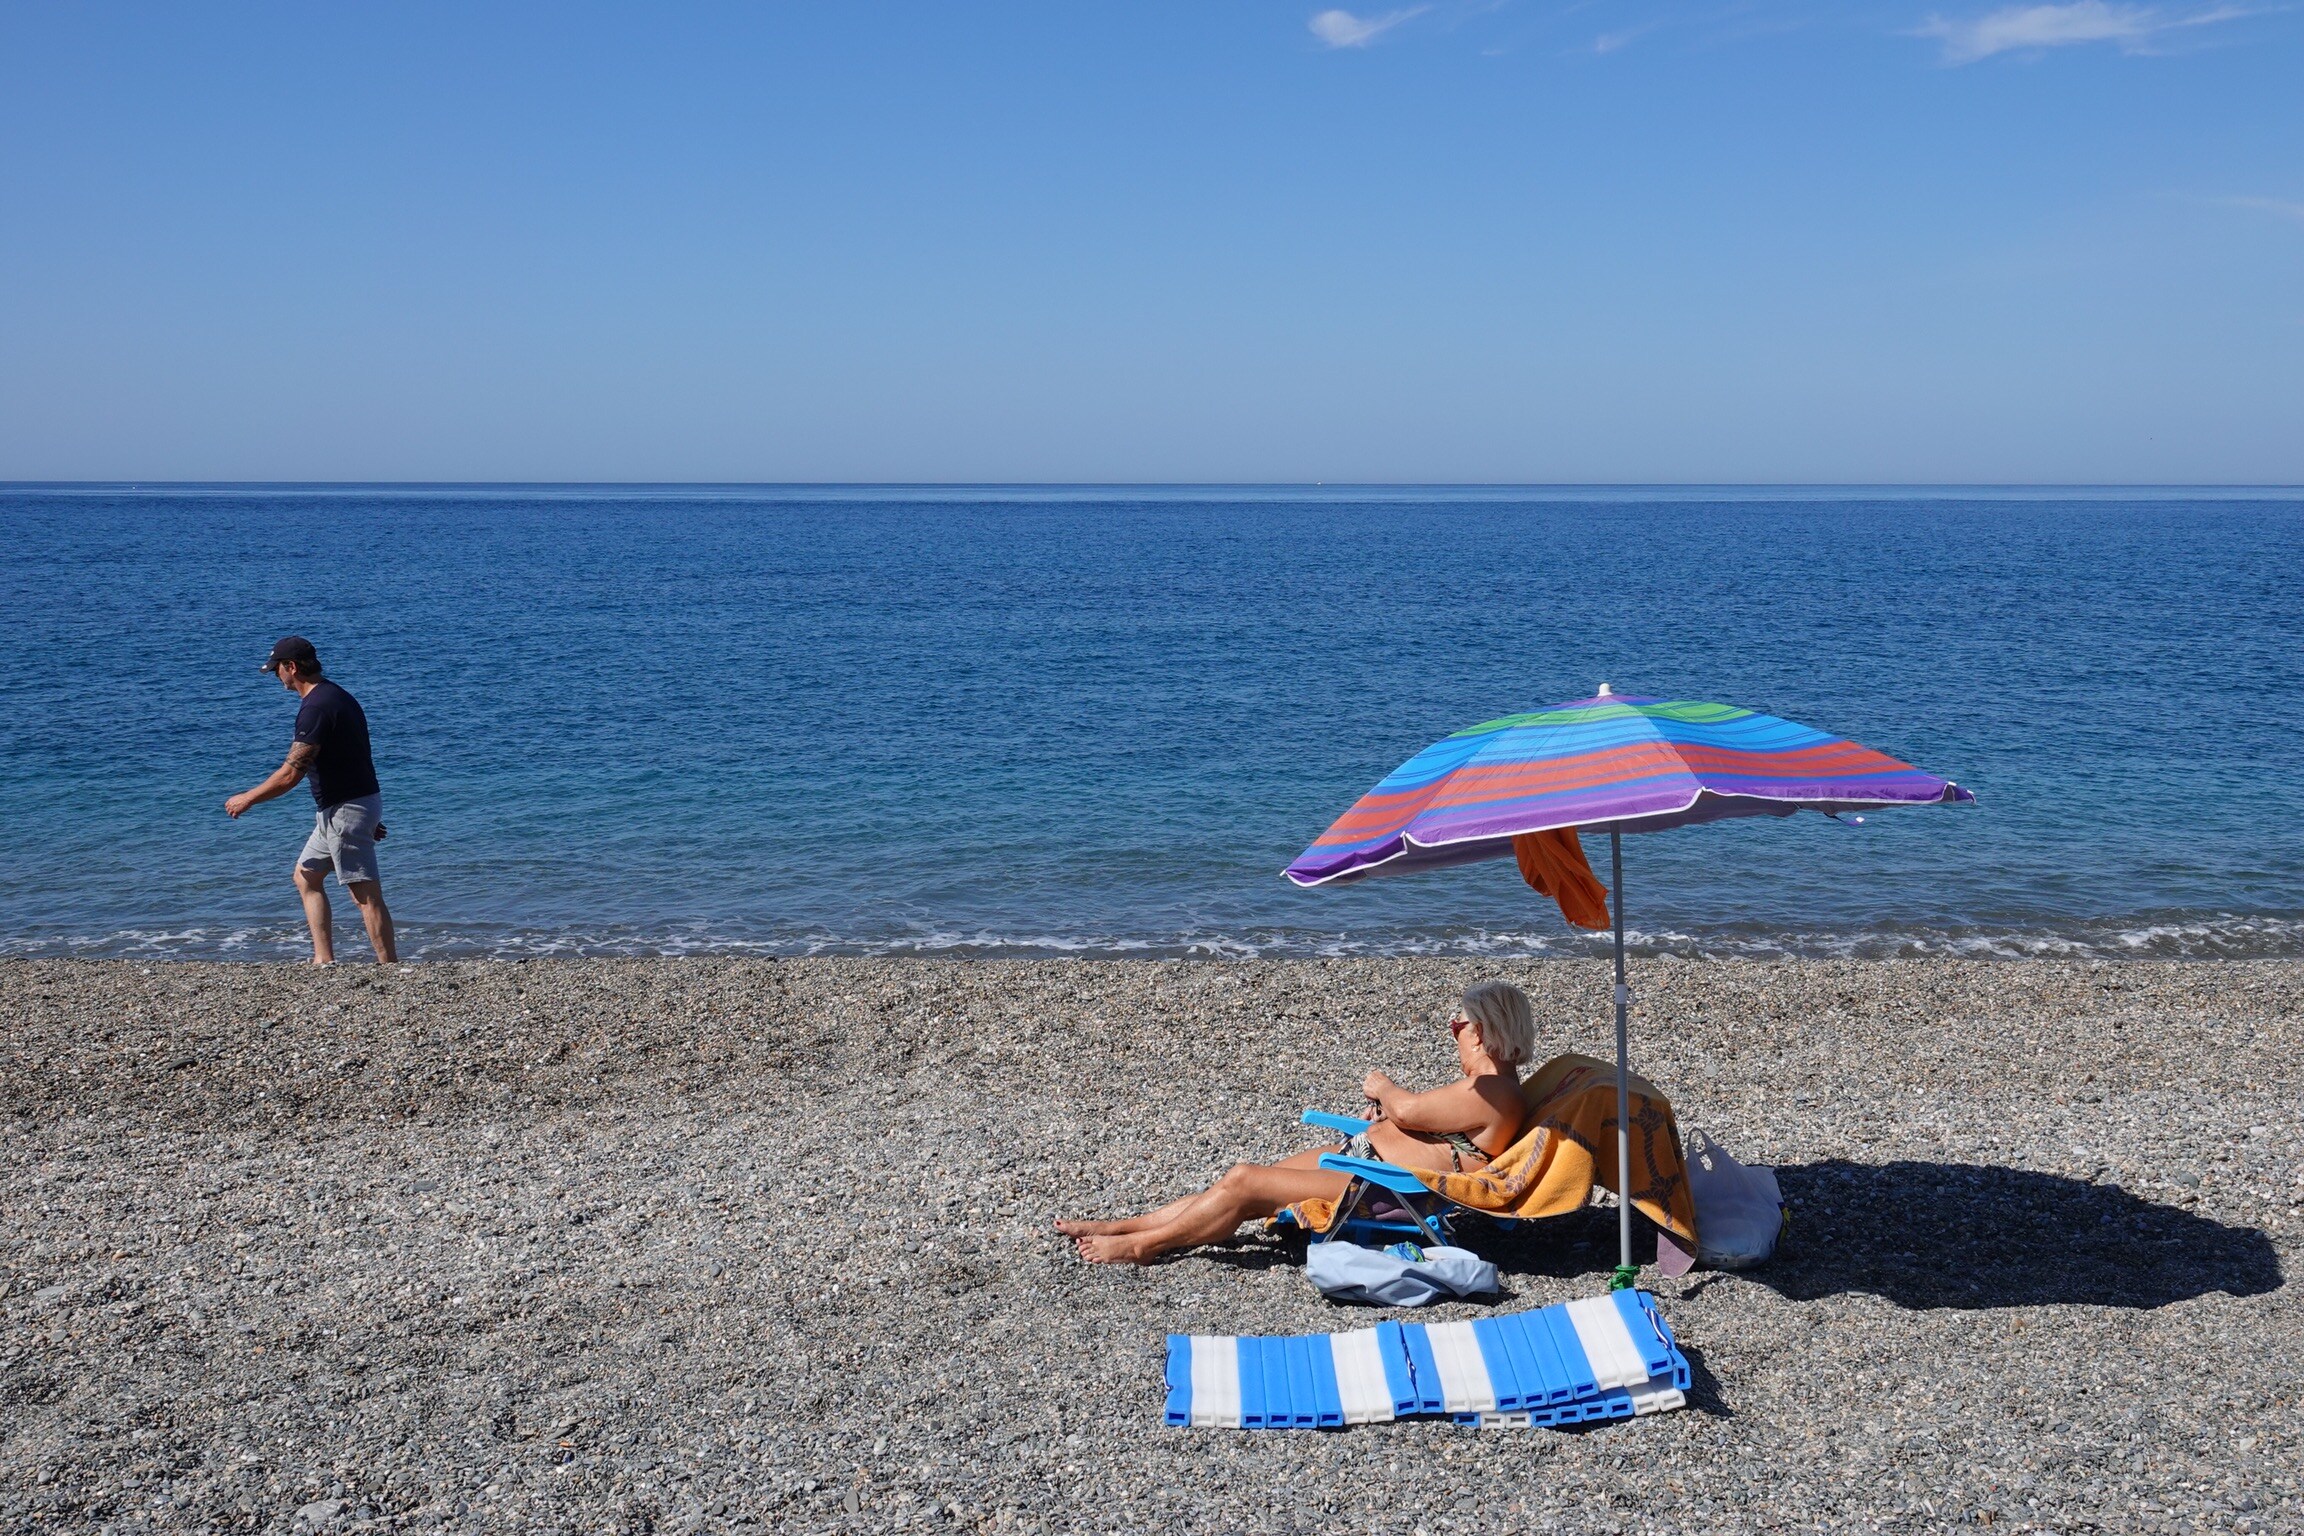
[1,2,2297,482]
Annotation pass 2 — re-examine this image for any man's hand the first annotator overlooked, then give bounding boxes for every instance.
[228,743,317,818]
[1361,1070,1398,1108]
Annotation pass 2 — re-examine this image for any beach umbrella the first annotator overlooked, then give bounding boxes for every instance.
[1284,686,1973,1286]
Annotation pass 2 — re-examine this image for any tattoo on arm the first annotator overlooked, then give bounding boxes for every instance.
[281,742,318,782]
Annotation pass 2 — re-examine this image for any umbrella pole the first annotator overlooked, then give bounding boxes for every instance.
[1610,828,1635,1290]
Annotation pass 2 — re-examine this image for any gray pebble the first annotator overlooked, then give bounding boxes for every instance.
[1,955,2298,1534]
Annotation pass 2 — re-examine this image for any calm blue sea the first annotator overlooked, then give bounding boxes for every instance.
[2,486,2299,961]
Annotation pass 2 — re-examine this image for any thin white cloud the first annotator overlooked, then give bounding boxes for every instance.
[1913,2,2250,63]
[1592,21,1654,52]
[1309,6,1429,48]
[2215,195,2304,224]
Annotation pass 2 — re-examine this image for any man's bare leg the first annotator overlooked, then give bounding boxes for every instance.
[347,880,398,963]
[1056,1148,1339,1237]
[295,864,334,966]
[1076,1163,1350,1265]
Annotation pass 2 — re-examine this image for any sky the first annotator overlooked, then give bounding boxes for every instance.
[0,1,2298,483]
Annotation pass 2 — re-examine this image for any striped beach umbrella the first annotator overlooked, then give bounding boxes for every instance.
[1285,687,1973,1284]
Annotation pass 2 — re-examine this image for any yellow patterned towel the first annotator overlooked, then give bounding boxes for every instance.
[1291,1053,1698,1247]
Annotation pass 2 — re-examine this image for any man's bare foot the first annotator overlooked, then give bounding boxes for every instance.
[1074,1233,1157,1264]
[1054,1217,1128,1237]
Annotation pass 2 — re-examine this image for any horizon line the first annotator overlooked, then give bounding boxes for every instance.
[6,479,2303,492]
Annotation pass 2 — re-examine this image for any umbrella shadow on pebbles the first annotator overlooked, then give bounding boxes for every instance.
[1749,1159,2283,1310]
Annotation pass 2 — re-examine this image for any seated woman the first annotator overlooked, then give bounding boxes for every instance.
[1057,981,1535,1265]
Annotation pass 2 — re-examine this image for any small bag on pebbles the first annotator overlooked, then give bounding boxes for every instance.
[1685,1129,1785,1270]
[1304,1239,1500,1306]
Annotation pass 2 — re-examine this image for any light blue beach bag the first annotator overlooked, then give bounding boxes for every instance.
[1304,1239,1500,1307]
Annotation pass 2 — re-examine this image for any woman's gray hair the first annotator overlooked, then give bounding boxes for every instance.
[1459,980,1535,1069]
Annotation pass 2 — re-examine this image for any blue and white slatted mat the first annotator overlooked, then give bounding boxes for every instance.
[1165,1289,1689,1430]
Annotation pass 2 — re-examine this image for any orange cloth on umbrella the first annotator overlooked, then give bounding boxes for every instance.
[1513,827,1611,930]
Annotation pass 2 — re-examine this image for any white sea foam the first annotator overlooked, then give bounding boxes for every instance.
[4,912,2300,962]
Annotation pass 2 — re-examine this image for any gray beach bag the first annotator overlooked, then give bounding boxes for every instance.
[1304,1240,1500,1307]
[1685,1129,1786,1269]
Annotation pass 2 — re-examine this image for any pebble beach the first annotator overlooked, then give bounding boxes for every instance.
[3,956,2297,1535]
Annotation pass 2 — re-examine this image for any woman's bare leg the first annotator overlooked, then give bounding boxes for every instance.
[1055,1192,1202,1238]
[1076,1163,1351,1265]
[1055,1147,1339,1237]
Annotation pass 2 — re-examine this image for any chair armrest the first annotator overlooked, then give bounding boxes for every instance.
[1317,1154,1431,1195]
[1301,1109,1373,1137]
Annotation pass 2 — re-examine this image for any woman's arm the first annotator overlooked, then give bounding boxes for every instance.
[1361,1071,1494,1135]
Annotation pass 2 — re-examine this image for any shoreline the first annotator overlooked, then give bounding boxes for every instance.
[5,957,2299,1533]
[8,906,2304,967]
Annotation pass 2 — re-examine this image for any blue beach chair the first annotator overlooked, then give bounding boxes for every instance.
[1291,1109,1464,1248]
[1164,1288,1693,1430]
[1278,1057,1702,1275]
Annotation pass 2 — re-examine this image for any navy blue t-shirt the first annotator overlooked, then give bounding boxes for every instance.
[292,679,381,809]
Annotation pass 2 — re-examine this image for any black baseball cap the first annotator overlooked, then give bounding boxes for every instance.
[261,636,319,673]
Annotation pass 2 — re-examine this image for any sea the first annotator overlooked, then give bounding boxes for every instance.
[2,485,2298,963]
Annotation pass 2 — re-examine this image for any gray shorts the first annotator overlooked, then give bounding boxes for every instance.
[298,794,383,886]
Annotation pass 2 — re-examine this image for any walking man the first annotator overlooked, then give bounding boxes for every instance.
[225,636,398,964]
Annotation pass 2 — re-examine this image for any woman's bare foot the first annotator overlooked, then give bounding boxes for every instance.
[1074,1233,1158,1264]
[1053,1217,1129,1237]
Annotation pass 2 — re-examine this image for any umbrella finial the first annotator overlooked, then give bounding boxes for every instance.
[1597,681,1612,696]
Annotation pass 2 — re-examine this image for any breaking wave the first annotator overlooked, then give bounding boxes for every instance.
[6,910,2300,963]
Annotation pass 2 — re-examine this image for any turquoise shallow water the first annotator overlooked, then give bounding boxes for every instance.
[2,485,2298,960]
